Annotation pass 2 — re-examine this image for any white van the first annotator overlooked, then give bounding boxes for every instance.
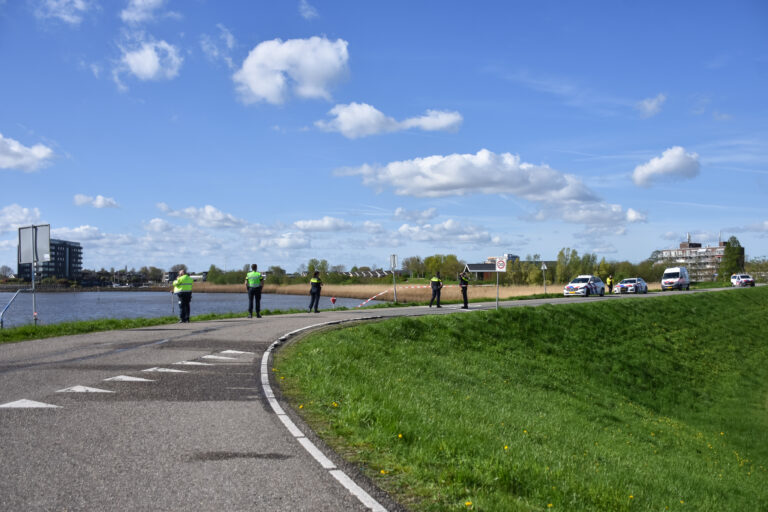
[661,266,690,291]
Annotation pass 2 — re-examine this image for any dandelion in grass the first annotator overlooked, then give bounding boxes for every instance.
[398,433,403,439]
[299,404,304,409]
[547,504,553,508]
[465,501,472,507]
[504,445,508,450]
[380,469,388,474]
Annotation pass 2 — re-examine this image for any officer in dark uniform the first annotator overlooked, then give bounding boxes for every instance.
[459,271,470,309]
[308,271,322,313]
[172,268,194,323]
[429,272,443,308]
[245,263,263,318]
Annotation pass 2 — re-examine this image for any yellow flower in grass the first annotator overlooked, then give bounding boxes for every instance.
[547,504,553,508]
[629,495,634,499]
[380,469,388,475]
[298,404,303,409]
[332,401,338,407]
[504,445,508,450]
[398,433,403,439]
[465,501,472,507]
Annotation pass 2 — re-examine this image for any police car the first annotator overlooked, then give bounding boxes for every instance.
[563,275,605,297]
[730,274,755,287]
[613,277,648,294]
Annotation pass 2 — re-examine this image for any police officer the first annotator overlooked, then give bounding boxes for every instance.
[459,271,470,309]
[308,271,322,313]
[429,271,443,308]
[244,263,263,318]
[172,268,194,323]
[606,274,614,294]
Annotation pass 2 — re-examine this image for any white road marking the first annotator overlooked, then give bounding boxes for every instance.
[104,375,155,382]
[56,386,113,393]
[173,361,214,366]
[220,350,253,355]
[202,355,236,360]
[262,319,388,512]
[0,399,59,408]
[142,367,188,373]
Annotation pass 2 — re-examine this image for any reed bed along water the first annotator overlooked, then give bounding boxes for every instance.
[193,281,662,301]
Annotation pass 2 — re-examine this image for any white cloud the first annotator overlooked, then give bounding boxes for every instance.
[74,194,119,208]
[119,40,183,82]
[636,93,667,118]
[398,219,499,245]
[157,203,245,229]
[343,148,598,201]
[315,103,462,138]
[144,217,172,232]
[632,146,700,187]
[0,133,54,171]
[544,202,644,226]
[293,216,352,231]
[625,208,647,223]
[52,224,105,241]
[0,204,42,234]
[120,0,165,23]
[299,0,318,19]
[201,24,236,68]
[34,0,91,25]
[233,36,349,105]
[394,207,437,223]
[258,232,310,249]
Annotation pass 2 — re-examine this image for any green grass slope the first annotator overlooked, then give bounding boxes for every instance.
[276,288,768,511]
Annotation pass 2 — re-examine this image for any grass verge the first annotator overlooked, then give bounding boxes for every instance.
[275,287,768,511]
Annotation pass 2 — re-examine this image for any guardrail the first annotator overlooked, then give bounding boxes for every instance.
[0,288,32,329]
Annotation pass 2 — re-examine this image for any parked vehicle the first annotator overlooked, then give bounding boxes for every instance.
[613,277,648,294]
[730,274,755,287]
[564,275,605,297]
[661,267,690,291]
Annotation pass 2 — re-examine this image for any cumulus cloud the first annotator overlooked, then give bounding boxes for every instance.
[0,204,42,234]
[52,224,105,241]
[120,0,166,23]
[144,217,172,232]
[157,203,245,229]
[636,93,667,118]
[342,148,598,201]
[315,103,462,138]
[34,0,91,24]
[394,207,437,223]
[293,216,353,231]
[632,146,700,187]
[299,0,318,19]
[258,232,310,249]
[398,219,499,245]
[233,36,349,105]
[117,40,183,82]
[0,133,54,171]
[74,194,119,208]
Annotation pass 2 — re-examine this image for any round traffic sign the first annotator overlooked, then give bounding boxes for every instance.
[496,259,506,271]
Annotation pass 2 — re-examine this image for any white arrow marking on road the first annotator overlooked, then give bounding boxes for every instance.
[220,350,254,355]
[0,399,60,408]
[142,367,189,373]
[201,355,236,360]
[56,386,114,393]
[103,375,155,382]
[173,361,214,366]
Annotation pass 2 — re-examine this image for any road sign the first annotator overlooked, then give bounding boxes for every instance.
[540,262,547,271]
[496,258,507,272]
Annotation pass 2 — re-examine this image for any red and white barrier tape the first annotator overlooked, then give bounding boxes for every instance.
[356,289,392,308]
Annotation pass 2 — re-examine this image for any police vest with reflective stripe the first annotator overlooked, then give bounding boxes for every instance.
[174,275,194,292]
[247,271,262,287]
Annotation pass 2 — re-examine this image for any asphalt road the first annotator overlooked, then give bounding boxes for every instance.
[0,288,729,511]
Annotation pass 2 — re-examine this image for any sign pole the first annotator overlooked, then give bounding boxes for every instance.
[31,228,38,326]
[541,262,548,295]
[391,254,398,303]
[496,271,499,310]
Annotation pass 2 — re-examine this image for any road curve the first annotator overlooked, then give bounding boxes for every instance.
[0,288,731,511]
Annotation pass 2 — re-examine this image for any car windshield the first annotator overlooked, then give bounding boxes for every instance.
[620,279,636,284]
[570,277,589,284]
[663,272,679,279]
[740,275,751,279]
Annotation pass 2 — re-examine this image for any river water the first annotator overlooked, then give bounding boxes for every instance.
[0,291,382,329]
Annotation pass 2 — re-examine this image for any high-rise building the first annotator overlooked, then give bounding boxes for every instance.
[656,235,743,282]
[17,239,83,281]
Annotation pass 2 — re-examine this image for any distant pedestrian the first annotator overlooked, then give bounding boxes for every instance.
[429,271,443,308]
[245,264,263,318]
[308,271,322,313]
[607,275,614,294]
[172,268,194,323]
[459,271,470,309]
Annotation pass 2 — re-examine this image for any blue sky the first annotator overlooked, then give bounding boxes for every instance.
[1,0,767,273]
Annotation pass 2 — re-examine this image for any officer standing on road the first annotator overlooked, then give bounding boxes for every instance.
[459,271,470,309]
[607,274,614,294]
[429,271,443,308]
[308,271,322,313]
[172,268,194,323]
[245,264,263,318]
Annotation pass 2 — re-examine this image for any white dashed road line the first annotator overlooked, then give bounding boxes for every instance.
[262,320,388,512]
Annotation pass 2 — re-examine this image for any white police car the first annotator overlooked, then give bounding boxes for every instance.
[563,275,605,297]
[613,277,648,294]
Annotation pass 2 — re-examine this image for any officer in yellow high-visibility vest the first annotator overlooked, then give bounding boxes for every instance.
[244,263,263,318]
[429,272,443,308]
[172,268,194,323]
[308,271,322,313]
